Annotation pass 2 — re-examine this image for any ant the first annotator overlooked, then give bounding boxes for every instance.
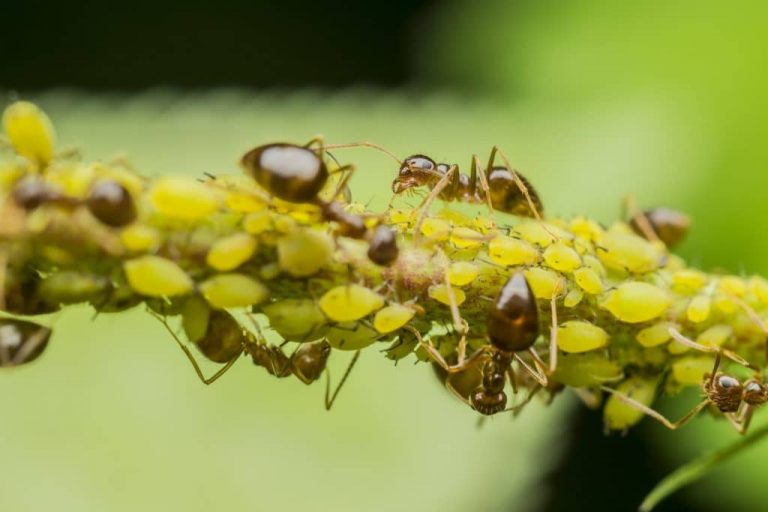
[623,196,690,249]
[0,317,52,367]
[414,271,560,415]
[240,139,398,266]
[602,326,766,434]
[322,142,547,242]
[152,308,359,410]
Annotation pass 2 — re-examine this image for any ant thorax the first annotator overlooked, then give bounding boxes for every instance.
[704,373,768,412]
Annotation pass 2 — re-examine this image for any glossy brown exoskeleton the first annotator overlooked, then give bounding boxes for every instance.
[0,318,52,367]
[629,207,690,248]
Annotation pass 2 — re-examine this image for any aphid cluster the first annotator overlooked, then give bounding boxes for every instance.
[3,101,768,434]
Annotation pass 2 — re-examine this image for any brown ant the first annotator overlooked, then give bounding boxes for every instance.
[623,196,690,248]
[0,317,52,367]
[414,271,560,415]
[240,139,398,266]
[152,308,359,409]
[603,326,767,434]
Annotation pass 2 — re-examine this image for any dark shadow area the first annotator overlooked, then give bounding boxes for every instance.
[3,0,436,91]
[540,406,715,512]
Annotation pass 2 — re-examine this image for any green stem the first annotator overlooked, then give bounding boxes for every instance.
[640,422,768,511]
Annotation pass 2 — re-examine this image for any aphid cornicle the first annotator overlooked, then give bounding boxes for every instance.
[0,318,52,367]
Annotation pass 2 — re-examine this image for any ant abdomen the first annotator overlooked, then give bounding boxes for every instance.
[487,272,540,353]
[486,168,543,218]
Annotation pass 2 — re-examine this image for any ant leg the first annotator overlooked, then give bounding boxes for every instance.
[486,146,545,223]
[668,327,757,371]
[506,366,519,394]
[471,154,498,230]
[600,386,710,430]
[152,311,238,385]
[513,352,548,387]
[303,135,325,151]
[504,383,542,416]
[413,166,455,244]
[623,194,659,243]
[406,325,487,374]
[325,350,361,410]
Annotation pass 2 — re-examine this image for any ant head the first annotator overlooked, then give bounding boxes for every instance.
[392,154,437,193]
[707,373,743,412]
[743,378,768,405]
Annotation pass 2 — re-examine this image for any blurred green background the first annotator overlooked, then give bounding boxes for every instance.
[3,1,768,511]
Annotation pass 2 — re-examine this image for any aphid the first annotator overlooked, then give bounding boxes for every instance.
[152,308,358,409]
[629,207,691,248]
[603,327,765,433]
[241,139,399,265]
[0,318,52,367]
[418,272,559,416]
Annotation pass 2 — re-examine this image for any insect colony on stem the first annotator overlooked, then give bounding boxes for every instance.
[1,100,768,432]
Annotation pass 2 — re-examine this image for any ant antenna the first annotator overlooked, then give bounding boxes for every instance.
[322,141,403,165]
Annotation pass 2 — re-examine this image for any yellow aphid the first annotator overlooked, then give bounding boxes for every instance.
[273,214,297,233]
[672,357,713,386]
[582,254,607,277]
[428,284,467,307]
[569,216,604,242]
[523,267,562,300]
[686,295,711,323]
[447,262,479,287]
[572,237,594,256]
[557,321,609,353]
[697,324,732,348]
[388,208,414,225]
[0,162,27,190]
[749,276,768,306]
[199,273,269,309]
[473,215,496,233]
[40,245,74,265]
[671,269,709,294]
[636,322,674,347]
[718,276,746,297]
[488,236,540,266]
[226,191,267,213]
[2,101,55,165]
[512,221,566,247]
[597,232,661,274]
[243,210,273,234]
[124,256,193,297]
[181,295,210,342]
[564,289,583,308]
[206,233,257,271]
[712,294,739,315]
[602,282,670,323]
[573,267,603,294]
[319,284,385,322]
[553,353,622,387]
[46,163,95,197]
[259,262,281,280]
[420,217,451,240]
[543,241,581,272]
[326,322,380,351]
[437,208,472,225]
[604,377,659,431]
[373,304,416,333]
[450,227,485,249]
[149,177,219,221]
[277,228,333,277]
[261,299,328,341]
[120,224,161,252]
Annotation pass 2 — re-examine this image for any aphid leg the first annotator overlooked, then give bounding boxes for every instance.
[486,146,545,223]
[413,166,455,244]
[471,154,498,230]
[668,327,757,371]
[622,194,659,243]
[406,325,486,374]
[152,312,238,385]
[324,349,361,410]
[601,385,710,430]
